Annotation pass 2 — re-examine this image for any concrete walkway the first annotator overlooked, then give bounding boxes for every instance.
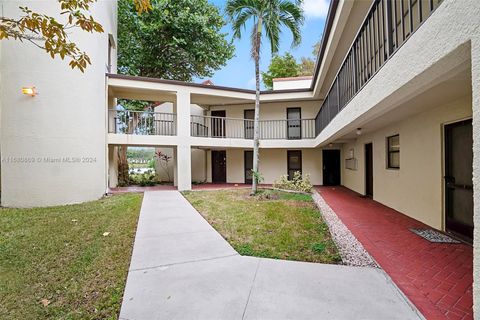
[120,191,422,320]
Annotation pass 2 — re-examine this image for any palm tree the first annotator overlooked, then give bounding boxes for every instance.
[226,0,304,194]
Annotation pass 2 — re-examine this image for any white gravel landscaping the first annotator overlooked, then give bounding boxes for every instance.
[312,190,378,268]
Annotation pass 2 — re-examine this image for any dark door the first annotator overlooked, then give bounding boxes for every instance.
[322,150,341,186]
[212,150,227,183]
[287,150,302,180]
[244,150,253,184]
[365,143,373,197]
[445,119,473,242]
[211,110,226,137]
[244,109,254,139]
[287,108,301,139]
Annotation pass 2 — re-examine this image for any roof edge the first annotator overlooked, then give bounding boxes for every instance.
[309,0,340,92]
[107,73,314,95]
[273,76,313,82]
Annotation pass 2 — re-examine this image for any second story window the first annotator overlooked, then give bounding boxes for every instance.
[387,134,400,169]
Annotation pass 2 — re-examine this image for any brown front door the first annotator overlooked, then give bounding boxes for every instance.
[212,150,227,183]
[244,110,254,139]
[365,143,373,197]
[211,110,226,137]
[287,150,302,180]
[445,119,473,242]
[244,150,253,184]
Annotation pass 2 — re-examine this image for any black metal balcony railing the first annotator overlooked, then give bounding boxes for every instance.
[190,115,316,140]
[108,110,177,136]
[315,0,442,136]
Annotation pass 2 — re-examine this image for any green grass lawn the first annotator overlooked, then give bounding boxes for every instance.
[0,193,143,320]
[183,189,341,264]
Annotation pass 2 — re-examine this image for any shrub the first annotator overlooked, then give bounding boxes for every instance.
[130,170,158,186]
[273,171,312,193]
[251,170,264,184]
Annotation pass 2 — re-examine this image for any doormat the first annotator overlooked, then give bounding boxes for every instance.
[410,228,461,243]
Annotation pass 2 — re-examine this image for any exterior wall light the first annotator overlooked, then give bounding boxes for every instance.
[356,128,362,135]
[22,86,37,97]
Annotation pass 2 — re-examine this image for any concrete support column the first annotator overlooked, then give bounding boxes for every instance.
[206,150,212,183]
[472,39,480,318]
[173,148,178,187]
[175,89,192,191]
[176,145,192,190]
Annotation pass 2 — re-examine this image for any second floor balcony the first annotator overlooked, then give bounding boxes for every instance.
[108,110,177,136]
[190,115,315,140]
[107,110,315,140]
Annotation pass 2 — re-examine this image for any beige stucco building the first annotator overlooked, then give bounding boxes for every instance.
[1,0,480,316]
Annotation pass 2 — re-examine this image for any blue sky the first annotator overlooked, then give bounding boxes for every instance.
[194,0,330,90]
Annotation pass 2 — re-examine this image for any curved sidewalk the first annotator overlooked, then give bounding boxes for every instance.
[119,191,422,320]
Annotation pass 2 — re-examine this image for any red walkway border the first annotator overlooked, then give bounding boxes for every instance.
[317,186,473,320]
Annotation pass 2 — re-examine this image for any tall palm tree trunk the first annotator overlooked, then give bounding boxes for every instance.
[118,145,130,186]
[251,21,262,195]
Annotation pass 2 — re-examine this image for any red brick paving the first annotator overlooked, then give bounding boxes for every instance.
[192,183,271,190]
[108,185,176,194]
[317,186,473,320]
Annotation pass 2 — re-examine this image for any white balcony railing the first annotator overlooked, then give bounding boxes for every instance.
[108,110,176,136]
[108,111,315,140]
[190,115,315,140]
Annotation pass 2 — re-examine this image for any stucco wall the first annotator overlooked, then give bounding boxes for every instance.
[155,147,206,183]
[272,78,311,91]
[0,0,117,207]
[341,96,472,230]
[209,101,320,120]
[221,148,323,185]
[472,37,480,318]
[153,103,205,183]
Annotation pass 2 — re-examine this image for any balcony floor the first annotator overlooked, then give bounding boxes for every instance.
[316,186,473,320]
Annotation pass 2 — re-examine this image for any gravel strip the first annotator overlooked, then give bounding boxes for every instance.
[312,190,378,268]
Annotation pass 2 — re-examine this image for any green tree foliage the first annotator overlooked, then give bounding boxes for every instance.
[298,40,320,76]
[261,53,301,89]
[299,57,315,76]
[0,0,151,72]
[118,0,235,81]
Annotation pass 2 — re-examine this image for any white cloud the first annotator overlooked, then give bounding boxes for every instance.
[303,0,329,19]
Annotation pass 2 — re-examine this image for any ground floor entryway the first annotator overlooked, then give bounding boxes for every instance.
[322,149,341,186]
[317,186,473,320]
[444,119,474,242]
[211,150,226,183]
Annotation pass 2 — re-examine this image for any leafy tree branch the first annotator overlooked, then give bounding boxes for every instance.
[0,0,151,72]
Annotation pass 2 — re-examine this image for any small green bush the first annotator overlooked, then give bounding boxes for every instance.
[129,170,158,186]
[273,171,313,193]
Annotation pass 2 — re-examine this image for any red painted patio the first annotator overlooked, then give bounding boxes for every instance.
[317,186,473,320]
[109,185,176,194]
